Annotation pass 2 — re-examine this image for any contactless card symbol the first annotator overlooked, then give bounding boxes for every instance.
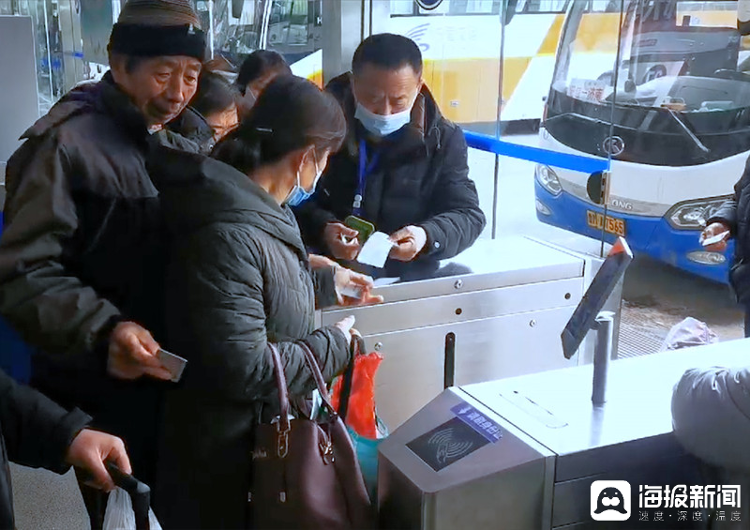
[591,481,632,521]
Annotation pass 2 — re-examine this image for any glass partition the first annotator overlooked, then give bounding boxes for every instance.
[6,0,746,343]
[211,0,323,85]
[538,0,746,348]
[1,0,67,112]
[381,0,743,347]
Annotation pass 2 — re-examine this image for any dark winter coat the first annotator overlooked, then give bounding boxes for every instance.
[148,147,351,529]
[0,368,90,529]
[710,155,750,302]
[166,106,216,154]
[294,72,486,281]
[0,73,197,483]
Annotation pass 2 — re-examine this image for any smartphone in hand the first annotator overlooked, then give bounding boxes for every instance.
[344,216,376,245]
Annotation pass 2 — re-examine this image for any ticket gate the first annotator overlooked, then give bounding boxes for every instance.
[378,339,750,529]
[321,236,621,430]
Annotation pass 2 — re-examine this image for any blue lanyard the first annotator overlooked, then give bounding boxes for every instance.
[355,139,379,217]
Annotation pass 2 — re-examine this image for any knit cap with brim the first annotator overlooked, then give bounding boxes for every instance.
[117,0,201,27]
[108,0,205,61]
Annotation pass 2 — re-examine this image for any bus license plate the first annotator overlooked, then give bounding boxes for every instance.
[586,211,626,237]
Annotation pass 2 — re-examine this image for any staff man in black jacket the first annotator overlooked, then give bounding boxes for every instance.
[295,33,486,280]
[0,368,130,529]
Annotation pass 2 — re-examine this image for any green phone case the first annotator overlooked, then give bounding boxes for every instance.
[344,216,376,244]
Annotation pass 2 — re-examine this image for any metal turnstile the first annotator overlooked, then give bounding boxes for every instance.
[321,236,608,430]
[379,339,750,529]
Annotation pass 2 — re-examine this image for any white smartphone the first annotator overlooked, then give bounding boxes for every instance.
[157,348,188,383]
[701,231,729,247]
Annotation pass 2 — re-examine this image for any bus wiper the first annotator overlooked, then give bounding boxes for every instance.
[545,112,611,127]
[666,109,710,155]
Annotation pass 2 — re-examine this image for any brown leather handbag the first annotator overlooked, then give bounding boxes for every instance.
[248,342,375,530]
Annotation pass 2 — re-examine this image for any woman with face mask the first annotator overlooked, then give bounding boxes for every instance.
[168,69,240,153]
[147,76,378,529]
[235,49,292,119]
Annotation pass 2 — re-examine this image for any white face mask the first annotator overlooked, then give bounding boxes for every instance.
[355,99,415,138]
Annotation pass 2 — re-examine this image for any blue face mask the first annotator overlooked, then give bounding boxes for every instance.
[355,102,413,138]
[285,151,322,207]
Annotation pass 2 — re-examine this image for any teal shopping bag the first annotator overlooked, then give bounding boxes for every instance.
[347,418,388,500]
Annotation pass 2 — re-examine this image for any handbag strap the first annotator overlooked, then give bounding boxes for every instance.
[338,336,364,423]
[267,344,291,435]
[298,341,339,419]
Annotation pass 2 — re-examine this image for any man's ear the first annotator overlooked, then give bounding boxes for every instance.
[109,54,127,83]
[350,74,360,102]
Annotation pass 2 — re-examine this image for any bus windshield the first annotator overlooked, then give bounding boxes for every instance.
[545,0,750,166]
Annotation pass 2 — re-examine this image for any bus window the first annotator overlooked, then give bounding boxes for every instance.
[547,0,750,166]
[216,1,322,79]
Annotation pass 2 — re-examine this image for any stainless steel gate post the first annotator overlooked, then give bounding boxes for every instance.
[592,311,615,406]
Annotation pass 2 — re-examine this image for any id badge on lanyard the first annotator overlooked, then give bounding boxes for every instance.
[355,139,379,217]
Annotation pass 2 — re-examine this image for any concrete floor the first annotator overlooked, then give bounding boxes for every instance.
[10,464,89,530]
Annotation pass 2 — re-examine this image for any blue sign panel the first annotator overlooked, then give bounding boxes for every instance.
[450,402,503,443]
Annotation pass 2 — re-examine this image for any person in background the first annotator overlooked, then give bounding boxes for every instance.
[148,75,378,529]
[0,0,205,522]
[0,367,132,528]
[701,156,750,336]
[168,69,239,153]
[294,34,486,281]
[235,49,292,118]
[672,365,750,526]
[203,55,237,83]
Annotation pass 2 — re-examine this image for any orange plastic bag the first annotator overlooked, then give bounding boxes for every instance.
[331,352,383,439]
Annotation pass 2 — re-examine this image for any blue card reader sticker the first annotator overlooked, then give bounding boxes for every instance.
[451,402,503,443]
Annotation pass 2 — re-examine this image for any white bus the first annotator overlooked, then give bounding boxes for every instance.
[535,0,748,283]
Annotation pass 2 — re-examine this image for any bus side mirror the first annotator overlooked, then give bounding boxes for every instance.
[740,0,750,35]
[587,171,611,206]
[231,0,243,19]
[503,0,519,25]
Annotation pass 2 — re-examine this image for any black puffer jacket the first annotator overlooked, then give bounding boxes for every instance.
[0,368,90,529]
[148,147,351,529]
[0,73,196,483]
[166,106,216,154]
[710,155,750,302]
[294,72,486,280]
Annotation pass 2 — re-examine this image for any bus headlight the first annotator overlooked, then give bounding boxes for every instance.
[666,196,731,230]
[535,165,562,196]
[686,251,726,266]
